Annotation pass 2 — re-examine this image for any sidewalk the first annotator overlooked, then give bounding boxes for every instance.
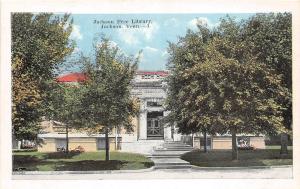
[150,141,193,169]
[13,166,293,180]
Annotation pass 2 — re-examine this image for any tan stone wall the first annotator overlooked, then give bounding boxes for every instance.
[108,138,121,151]
[38,137,121,152]
[212,137,232,149]
[211,136,266,150]
[69,138,97,152]
[117,116,138,135]
[41,116,139,136]
[38,138,56,152]
[250,137,266,149]
[193,137,201,149]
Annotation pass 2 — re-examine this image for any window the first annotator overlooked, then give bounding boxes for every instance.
[237,136,250,147]
[147,101,163,107]
[200,137,212,149]
[56,139,67,151]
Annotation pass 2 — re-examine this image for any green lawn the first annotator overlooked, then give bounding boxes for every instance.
[13,151,154,171]
[265,145,293,150]
[181,148,293,167]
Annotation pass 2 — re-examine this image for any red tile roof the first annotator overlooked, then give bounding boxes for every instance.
[136,71,169,77]
[56,71,169,83]
[56,73,87,83]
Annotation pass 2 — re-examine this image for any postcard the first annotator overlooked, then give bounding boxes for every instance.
[1,0,300,189]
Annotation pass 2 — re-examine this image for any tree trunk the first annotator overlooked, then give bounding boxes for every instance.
[231,129,238,160]
[105,127,110,161]
[280,132,288,155]
[115,126,118,151]
[20,139,24,149]
[191,133,194,147]
[203,131,207,153]
[171,125,174,141]
[66,124,69,154]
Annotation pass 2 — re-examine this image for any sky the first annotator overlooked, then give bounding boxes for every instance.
[67,13,254,71]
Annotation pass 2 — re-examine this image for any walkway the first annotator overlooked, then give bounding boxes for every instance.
[12,166,293,179]
[12,141,293,179]
[149,141,193,169]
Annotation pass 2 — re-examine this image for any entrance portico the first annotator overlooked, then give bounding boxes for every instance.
[131,71,172,141]
[137,99,172,141]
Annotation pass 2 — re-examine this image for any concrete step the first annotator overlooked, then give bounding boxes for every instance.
[163,142,189,144]
[154,165,192,169]
[162,144,192,148]
[163,147,193,149]
[155,162,190,166]
[151,154,188,157]
[156,148,192,151]
[152,158,190,165]
[152,158,192,169]
[151,141,192,170]
[163,145,192,148]
[163,141,188,143]
[163,143,191,146]
[148,155,181,158]
[151,154,185,158]
[154,148,193,151]
[163,144,191,146]
[152,150,189,155]
[164,142,190,144]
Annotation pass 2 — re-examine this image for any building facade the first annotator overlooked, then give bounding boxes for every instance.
[38,71,265,154]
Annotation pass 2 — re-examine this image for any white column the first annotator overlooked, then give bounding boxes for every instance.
[163,111,172,141]
[139,111,147,139]
[115,126,118,150]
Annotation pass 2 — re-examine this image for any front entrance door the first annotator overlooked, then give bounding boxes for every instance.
[147,112,164,139]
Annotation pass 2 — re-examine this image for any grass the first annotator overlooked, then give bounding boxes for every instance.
[181,148,293,167]
[265,145,293,150]
[13,151,154,171]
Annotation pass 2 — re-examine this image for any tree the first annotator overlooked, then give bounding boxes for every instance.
[12,13,74,141]
[243,13,292,155]
[213,13,292,156]
[166,14,290,159]
[46,81,84,153]
[12,56,42,141]
[76,38,140,161]
[166,24,216,152]
[181,55,288,160]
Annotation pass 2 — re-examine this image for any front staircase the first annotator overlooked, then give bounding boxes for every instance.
[150,141,194,169]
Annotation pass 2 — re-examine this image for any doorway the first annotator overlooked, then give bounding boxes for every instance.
[147,111,164,139]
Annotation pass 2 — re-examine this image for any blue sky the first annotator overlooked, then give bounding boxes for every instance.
[67,13,254,71]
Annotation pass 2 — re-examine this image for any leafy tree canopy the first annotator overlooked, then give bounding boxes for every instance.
[76,38,140,133]
[166,13,291,137]
[12,13,74,140]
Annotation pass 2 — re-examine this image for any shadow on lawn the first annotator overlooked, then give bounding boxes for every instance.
[45,152,81,159]
[13,155,42,171]
[181,149,293,167]
[143,161,154,168]
[55,160,126,171]
[13,152,81,171]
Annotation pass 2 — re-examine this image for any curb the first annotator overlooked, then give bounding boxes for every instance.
[191,165,293,170]
[12,166,155,175]
[12,165,293,175]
